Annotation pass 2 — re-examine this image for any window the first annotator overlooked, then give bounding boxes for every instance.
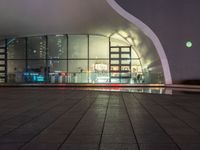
[48,60,67,73]
[7,60,25,83]
[48,35,67,59]
[68,60,88,83]
[68,35,88,58]
[7,38,26,59]
[27,36,46,59]
[89,36,109,58]
[89,59,109,83]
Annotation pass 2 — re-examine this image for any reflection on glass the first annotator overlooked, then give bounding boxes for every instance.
[121,66,130,71]
[111,66,119,71]
[111,60,119,64]
[28,36,46,59]
[8,38,26,59]
[110,38,129,46]
[89,60,109,83]
[48,60,67,84]
[132,48,139,58]
[121,59,130,65]
[110,48,119,52]
[121,54,130,59]
[68,60,88,83]
[0,48,4,53]
[89,36,109,58]
[0,40,5,47]
[7,60,25,83]
[110,34,129,46]
[26,60,46,83]
[111,54,119,58]
[0,66,5,71]
[2,34,147,84]
[48,60,67,72]
[121,47,130,52]
[121,60,131,64]
[0,55,5,59]
[111,78,120,83]
[48,35,67,59]
[68,35,88,58]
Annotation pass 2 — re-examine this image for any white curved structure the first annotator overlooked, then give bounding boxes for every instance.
[106,0,172,84]
[0,0,172,84]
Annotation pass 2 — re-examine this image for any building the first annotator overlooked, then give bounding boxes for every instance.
[0,0,199,85]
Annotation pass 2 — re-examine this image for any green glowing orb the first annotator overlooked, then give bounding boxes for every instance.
[186,41,193,48]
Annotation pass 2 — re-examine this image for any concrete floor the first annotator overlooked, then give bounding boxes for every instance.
[0,88,200,150]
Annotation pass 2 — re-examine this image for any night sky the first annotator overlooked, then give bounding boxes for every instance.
[116,0,200,83]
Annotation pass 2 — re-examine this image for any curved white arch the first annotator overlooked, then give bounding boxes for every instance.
[106,0,172,84]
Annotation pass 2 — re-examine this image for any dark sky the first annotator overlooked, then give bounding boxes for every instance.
[116,0,200,83]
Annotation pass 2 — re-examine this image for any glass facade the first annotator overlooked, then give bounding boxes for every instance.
[48,35,67,59]
[0,34,157,84]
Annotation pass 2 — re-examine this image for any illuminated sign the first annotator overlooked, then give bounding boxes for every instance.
[23,72,44,82]
[94,64,108,71]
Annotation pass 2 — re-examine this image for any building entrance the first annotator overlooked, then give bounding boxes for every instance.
[109,46,131,83]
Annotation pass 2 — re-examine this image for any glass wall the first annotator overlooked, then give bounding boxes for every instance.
[27,36,46,59]
[89,60,109,83]
[5,34,146,84]
[48,35,67,83]
[68,60,88,83]
[26,37,46,82]
[89,35,109,58]
[7,38,26,83]
[48,35,67,59]
[68,35,88,59]
[89,36,109,83]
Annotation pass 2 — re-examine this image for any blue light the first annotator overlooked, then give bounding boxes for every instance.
[23,72,29,76]
[37,76,44,82]
[33,76,37,81]
[23,71,45,82]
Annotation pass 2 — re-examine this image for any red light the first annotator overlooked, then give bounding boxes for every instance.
[112,84,120,87]
[60,72,65,76]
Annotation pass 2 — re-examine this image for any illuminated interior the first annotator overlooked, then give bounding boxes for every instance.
[0,32,164,84]
[0,0,169,85]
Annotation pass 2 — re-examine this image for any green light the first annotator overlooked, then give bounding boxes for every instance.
[186,41,192,48]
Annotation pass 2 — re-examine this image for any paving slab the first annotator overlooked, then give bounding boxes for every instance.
[0,87,199,149]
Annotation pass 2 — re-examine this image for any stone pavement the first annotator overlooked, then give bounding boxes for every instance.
[0,88,199,150]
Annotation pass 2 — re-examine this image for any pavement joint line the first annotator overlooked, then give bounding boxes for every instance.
[148,95,200,136]
[0,91,84,138]
[57,93,98,150]
[0,97,60,125]
[122,93,140,150]
[97,92,110,150]
[0,89,74,120]
[18,91,93,150]
[154,94,200,120]
[132,93,182,150]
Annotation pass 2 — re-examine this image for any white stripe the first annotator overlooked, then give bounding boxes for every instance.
[106,0,172,84]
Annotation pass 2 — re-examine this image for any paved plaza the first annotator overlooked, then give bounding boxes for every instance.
[0,88,200,150]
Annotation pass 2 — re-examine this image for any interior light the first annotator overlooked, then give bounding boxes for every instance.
[127,37,133,45]
[133,39,141,47]
[118,31,128,38]
[56,35,64,37]
[111,33,129,44]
